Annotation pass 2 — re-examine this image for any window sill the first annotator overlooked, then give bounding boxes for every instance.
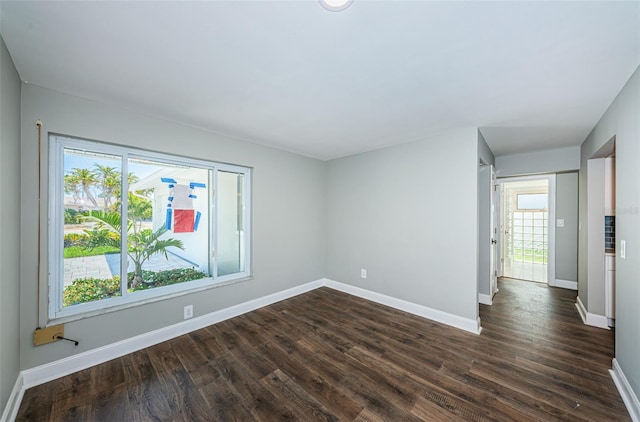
[46,275,253,327]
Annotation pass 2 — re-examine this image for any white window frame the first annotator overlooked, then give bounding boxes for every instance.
[48,135,252,321]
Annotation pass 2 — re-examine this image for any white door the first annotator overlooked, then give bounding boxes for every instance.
[498,175,556,284]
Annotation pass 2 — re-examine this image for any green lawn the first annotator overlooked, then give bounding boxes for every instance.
[513,248,548,264]
[63,246,120,259]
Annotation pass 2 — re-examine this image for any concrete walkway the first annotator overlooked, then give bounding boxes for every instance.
[64,255,113,287]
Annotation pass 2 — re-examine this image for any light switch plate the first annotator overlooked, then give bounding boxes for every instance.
[557,219,564,227]
[620,240,626,259]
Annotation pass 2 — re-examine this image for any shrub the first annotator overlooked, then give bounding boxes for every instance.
[64,233,90,248]
[64,208,84,225]
[128,267,207,290]
[63,228,120,257]
[63,276,121,306]
[84,227,120,248]
[63,268,207,306]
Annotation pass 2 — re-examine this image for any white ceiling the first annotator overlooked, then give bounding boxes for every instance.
[1,1,638,160]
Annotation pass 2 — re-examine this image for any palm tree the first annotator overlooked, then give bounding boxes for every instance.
[83,211,184,289]
[68,168,99,208]
[64,173,82,204]
[128,172,140,185]
[93,164,119,211]
[112,172,141,203]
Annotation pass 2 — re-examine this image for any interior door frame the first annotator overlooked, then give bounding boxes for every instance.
[497,174,556,285]
[490,167,498,296]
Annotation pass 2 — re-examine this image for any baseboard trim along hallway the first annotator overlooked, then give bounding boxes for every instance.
[575,296,610,330]
[550,279,578,290]
[478,293,493,305]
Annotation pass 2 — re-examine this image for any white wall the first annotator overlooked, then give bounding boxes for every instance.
[19,85,327,369]
[579,65,640,403]
[495,146,580,177]
[0,36,22,415]
[478,166,492,298]
[555,172,578,282]
[587,159,606,314]
[326,127,480,324]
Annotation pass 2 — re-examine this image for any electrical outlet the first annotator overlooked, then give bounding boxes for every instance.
[184,305,193,319]
[361,269,367,279]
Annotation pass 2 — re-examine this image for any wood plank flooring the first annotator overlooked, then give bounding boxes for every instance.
[16,279,630,421]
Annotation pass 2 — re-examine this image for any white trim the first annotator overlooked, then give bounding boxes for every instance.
[21,279,323,390]
[575,296,610,330]
[586,310,609,329]
[324,279,482,335]
[478,293,493,305]
[548,174,557,285]
[0,373,24,422]
[551,279,578,290]
[610,358,640,421]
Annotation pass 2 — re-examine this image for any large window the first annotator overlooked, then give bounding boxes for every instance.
[49,135,251,320]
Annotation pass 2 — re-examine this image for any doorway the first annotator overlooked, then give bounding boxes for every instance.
[499,175,556,284]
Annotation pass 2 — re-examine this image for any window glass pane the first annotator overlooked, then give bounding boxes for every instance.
[217,171,245,277]
[517,194,548,210]
[126,158,210,292]
[63,149,122,307]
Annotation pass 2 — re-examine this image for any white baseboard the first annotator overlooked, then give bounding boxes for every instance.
[7,277,482,418]
[586,310,610,330]
[478,293,492,305]
[324,279,482,335]
[552,279,578,290]
[0,373,24,422]
[610,358,640,421]
[575,296,610,330]
[20,279,324,391]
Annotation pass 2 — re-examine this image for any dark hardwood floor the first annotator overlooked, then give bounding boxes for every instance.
[17,279,629,421]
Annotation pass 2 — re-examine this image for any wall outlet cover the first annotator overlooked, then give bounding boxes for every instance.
[184,305,194,319]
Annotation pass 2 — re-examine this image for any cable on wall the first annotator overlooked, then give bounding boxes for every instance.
[36,119,43,326]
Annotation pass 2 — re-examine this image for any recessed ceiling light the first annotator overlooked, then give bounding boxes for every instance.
[318,0,354,12]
